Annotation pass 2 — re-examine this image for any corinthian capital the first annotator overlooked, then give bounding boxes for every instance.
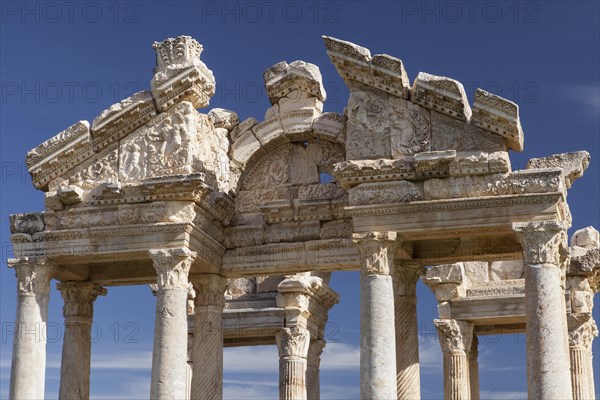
[57,282,106,319]
[353,232,398,276]
[276,327,310,359]
[149,248,197,290]
[512,221,568,265]
[434,319,474,353]
[568,316,598,348]
[189,273,226,307]
[8,258,54,296]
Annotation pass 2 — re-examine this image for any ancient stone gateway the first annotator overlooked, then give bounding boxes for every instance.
[7,35,599,400]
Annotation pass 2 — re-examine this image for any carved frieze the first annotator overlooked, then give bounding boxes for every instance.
[346,87,391,159]
[411,72,471,121]
[349,180,423,206]
[389,97,431,158]
[10,213,45,235]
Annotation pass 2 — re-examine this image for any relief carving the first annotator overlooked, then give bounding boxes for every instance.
[434,319,474,353]
[389,97,431,158]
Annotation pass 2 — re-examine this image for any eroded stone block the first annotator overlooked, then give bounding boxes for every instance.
[411,72,471,121]
[471,89,523,152]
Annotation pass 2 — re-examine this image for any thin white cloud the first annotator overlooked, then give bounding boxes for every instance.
[321,342,359,370]
[559,84,600,118]
[480,390,527,400]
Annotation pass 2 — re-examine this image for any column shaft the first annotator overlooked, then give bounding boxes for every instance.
[435,319,473,400]
[9,259,53,400]
[306,340,325,400]
[514,222,573,399]
[568,317,598,400]
[149,248,196,400]
[190,274,226,400]
[469,336,480,400]
[57,282,106,400]
[277,327,310,400]
[524,263,572,399]
[394,266,421,400]
[354,232,398,400]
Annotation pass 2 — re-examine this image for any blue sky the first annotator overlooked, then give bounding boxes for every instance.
[0,1,598,399]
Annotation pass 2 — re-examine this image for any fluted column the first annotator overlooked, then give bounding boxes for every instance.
[190,273,226,400]
[353,232,398,400]
[435,319,474,400]
[57,282,106,400]
[149,248,196,400]
[393,263,421,400]
[513,221,573,399]
[469,335,480,400]
[8,258,54,400]
[306,339,325,400]
[568,316,598,400]
[277,327,310,400]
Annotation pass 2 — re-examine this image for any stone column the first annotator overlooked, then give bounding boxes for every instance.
[276,327,310,400]
[57,282,106,400]
[393,263,421,399]
[306,339,325,400]
[353,232,398,400]
[513,221,573,399]
[149,248,196,400]
[469,335,480,400]
[568,316,598,400]
[8,258,53,400]
[190,273,226,400]
[435,319,474,400]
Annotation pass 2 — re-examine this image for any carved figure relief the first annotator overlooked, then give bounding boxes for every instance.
[389,98,431,158]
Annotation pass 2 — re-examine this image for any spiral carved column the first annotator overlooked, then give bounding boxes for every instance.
[306,339,325,400]
[190,273,226,400]
[57,282,106,400]
[393,264,421,400]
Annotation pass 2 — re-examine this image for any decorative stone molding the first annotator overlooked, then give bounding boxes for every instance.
[471,88,523,152]
[412,72,471,121]
[8,258,54,296]
[512,221,568,266]
[190,273,226,307]
[57,282,106,319]
[353,232,398,276]
[151,36,215,111]
[91,91,157,152]
[434,319,474,353]
[148,248,197,289]
[323,36,410,99]
[277,327,311,359]
[526,151,590,188]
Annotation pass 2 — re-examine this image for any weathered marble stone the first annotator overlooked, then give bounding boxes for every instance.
[264,60,326,103]
[411,72,472,121]
[91,91,157,152]
[471,88,523,152]
[526,151,590,188]
[572,226,600,249]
